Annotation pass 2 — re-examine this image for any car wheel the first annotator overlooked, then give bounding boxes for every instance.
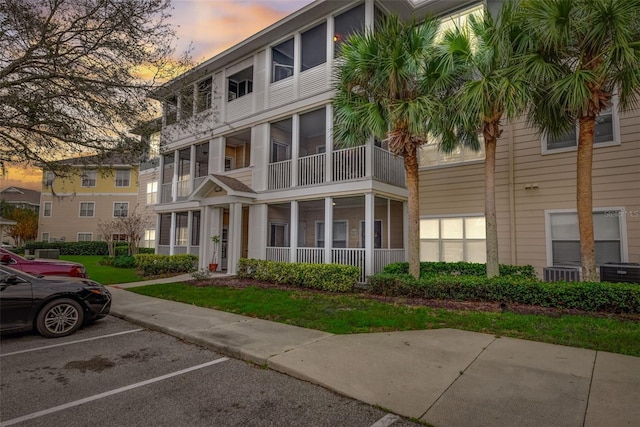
[36,299,84,338]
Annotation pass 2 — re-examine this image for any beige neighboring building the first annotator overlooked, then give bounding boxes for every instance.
[38,154,140,243]
[418,107,640,277]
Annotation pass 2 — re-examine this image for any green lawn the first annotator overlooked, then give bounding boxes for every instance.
[130,282,640,357]
[60,255,146,285]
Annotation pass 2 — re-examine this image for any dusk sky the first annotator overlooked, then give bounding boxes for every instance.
[3,0,314,191]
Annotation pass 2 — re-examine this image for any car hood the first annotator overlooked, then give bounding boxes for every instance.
[33,259,83,267]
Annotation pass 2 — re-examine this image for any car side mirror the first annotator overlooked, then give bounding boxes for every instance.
[2,274,23,285]
[0,254,11,265]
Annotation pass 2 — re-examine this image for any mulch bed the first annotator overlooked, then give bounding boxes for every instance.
[185,277,640,321]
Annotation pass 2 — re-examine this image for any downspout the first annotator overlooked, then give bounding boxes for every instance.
[508,122,517,264]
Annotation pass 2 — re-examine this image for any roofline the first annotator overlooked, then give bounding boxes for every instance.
[151,0,480,99]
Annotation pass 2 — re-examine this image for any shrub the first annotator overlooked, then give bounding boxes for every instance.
[237,258,359,292]
[366,273,640,314]
[112,255,136,269]
[134,254,198,277]
[381,261,536,279]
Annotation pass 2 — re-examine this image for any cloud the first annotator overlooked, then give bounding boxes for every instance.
[170,0,313,62]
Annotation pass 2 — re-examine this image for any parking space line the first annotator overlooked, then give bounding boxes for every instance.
[370,413,400,427]
[0,357,229,426]
[0,329,143,358]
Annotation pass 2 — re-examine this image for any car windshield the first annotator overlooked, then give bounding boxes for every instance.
[1,248,26,261]
[0,265,40,280]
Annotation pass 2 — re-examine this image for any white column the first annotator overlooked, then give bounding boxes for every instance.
[248,204,267,259]
[324,197,333,264]
[228,202,243,275]
[365,136,373,178]
[172,151,179,202]
[325,104,333,183]
[189,145,196,194]
[290,200,298,263]
[365,193,374,277]
[365,0,374,30]
[291,114,299,187]
[169,212,176,255]
[293,32,301,98]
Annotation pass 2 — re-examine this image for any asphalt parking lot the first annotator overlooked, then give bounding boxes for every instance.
[0,316,420,427]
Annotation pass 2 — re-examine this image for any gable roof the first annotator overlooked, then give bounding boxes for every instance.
[0,186,41,205]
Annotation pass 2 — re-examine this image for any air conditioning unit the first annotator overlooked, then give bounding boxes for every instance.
[600,263,640,284]
[543,266,581,282]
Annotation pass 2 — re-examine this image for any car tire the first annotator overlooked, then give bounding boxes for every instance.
[36,299,84,338]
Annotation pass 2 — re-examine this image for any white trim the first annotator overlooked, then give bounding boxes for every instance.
[43,201,52,217]
[113,201,129,218]
[544,207,628,267]
[541,100,620,155]
[79,201,95,218]
[77,232,93,242]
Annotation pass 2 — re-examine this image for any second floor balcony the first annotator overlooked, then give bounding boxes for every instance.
[268,144,405,191]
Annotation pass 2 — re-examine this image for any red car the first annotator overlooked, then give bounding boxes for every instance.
[0,249,88,278]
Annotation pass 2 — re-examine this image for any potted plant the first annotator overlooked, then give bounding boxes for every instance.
[209,235,220,272]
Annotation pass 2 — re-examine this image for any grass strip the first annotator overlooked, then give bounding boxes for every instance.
[129,283,640,357]
[60,255,146,285]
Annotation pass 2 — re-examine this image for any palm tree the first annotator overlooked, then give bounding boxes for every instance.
[333,15,455,279]
[436,1,528,277]
[516,0,640,281]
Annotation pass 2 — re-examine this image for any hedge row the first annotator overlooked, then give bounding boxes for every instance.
[134,254,198,276]
[381,261,536,278]
[24,241,154,256]
[237,258,359,292]
[367,273,640,314]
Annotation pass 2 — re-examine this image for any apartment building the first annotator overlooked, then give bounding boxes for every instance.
[152,0,639,279]
[39,154,140,243]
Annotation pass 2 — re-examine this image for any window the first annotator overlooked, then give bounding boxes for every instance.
[191,211,201,246]
[269,223,289,247]
[143,229,156,248]
[43,202,52,217]
[112,234,128,242]
[227,67,253,101]
[334,3,365,55]
[420,216,486,262]
[115,170,130,187]
[272,38,294,83]
[77,233,92,242]
[79,202,95,217]
[41,232,50,243]
[418,138,485,168]
[197,78,213,112]
[224,157,234,171]
[146,181,158,204]
[360,220,382,248]
[547,210,624,266]
[181,86,194,119]
[44,171,55,187]
[81,170,97,187]
[113,202,129,217]
[316,221,347,248]
[301,22,327,71]
[544,106,617,153]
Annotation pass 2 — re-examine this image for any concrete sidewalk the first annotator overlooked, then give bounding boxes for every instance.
[108,282,640,427]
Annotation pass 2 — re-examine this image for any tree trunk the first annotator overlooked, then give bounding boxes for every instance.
[577,116,597,281]
[485,138,499,278]
[405,146,421,279]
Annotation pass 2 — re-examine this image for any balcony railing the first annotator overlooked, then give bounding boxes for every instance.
[266,247,290,262]
[161,183,172,203]
[266,145,404,190]
[332,248,366,283]
[298,154,325,187]
[373,147,406,187]
[333,146,366,182]
[268,160,291,190]
[297,248,324,264]
[176,179,190,200]
[374,249,405,274]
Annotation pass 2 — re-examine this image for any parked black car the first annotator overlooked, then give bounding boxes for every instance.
[0,266,111,338]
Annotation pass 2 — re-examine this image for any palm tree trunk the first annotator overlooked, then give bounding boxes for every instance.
[485,138,499,278]
[405,146,421,279]
[577,116,597,282]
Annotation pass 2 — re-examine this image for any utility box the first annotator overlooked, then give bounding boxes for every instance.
[600,263,640,284]
[34,249,60,259]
